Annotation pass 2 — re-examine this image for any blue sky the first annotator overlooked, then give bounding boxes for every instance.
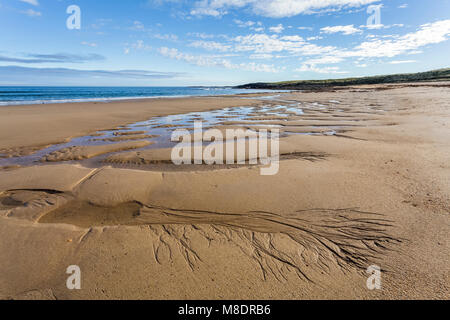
[0,0,449,86]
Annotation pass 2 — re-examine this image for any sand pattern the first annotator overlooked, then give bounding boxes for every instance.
[0,84,449,299]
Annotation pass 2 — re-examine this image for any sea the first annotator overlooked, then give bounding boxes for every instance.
[0,86,277,106]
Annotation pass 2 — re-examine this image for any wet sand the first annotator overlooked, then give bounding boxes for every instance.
[0,83,449,299]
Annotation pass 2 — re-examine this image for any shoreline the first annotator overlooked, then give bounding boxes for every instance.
[0,94,267,154]
[0,87,291,107]
[0,80,444,154]
[1,80,448,108]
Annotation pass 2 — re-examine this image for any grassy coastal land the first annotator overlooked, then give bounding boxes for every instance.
[236,68,450,90]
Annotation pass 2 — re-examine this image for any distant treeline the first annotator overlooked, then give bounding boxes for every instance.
[235,68,450,90]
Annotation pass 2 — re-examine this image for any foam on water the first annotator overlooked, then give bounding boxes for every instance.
[0,86,289,106]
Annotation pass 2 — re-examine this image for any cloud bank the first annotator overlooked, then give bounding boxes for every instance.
[191,0,381,18]
[0,66,184,85]
[0,53,106,64]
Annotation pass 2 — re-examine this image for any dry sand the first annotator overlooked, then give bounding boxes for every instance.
[0,84,449,300]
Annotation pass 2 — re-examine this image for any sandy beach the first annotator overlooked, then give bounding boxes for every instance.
[0,83,449,300]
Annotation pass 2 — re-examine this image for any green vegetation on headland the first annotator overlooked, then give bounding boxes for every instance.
[235,68,450,90]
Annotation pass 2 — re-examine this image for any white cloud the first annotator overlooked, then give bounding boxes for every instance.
[124,40,151,54]
[249,53,274,59]
[234,19,264,32]
[280,35,304,41]
[158,47,223,67]
[81,42,98,47]
[292,19,450,72]
[153,33,179,41]
[244,62,282,73]
[187,32,216,39]
[351,20,450,58]
[158,47,280,72]
[269,24,284,34]
[295,55,347,74]
[364,24,384,30]
[360,23,404,30]
[295,64,348,74]
[160,47,228,67]
[134,40,145,49]
[163,19,450,76]
[189,40,231,52]
[136,40,152,50]
[321,24,361,35]
[131,21,145,30]
[234,19,255,28]
[191,0,381,18]
[190,7,222,17]
[21,8,41,16]
[233,33,334,55]
[20,0,39,6]
[388,60,417,64]
[303,56,344,64]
